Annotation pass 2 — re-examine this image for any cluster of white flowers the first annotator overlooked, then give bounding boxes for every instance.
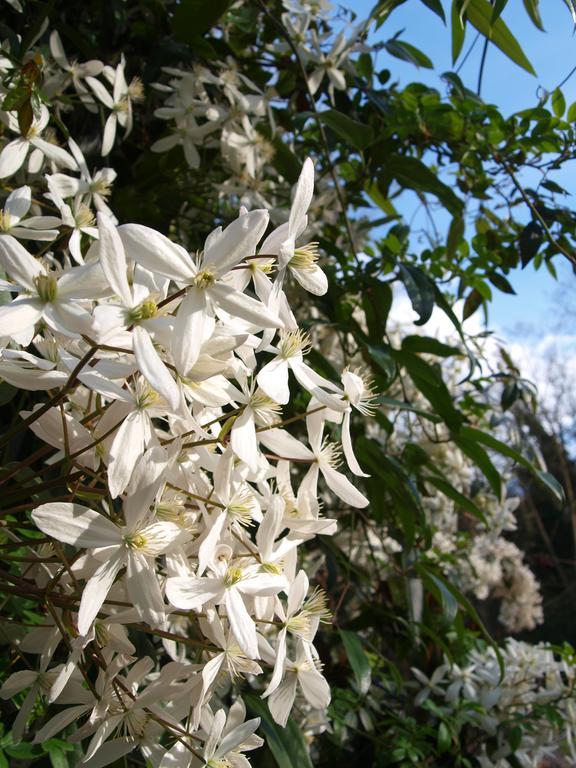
[413,639,576,767]
[0,30,381,766]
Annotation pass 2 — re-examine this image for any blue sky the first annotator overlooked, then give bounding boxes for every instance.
[344,0,576,338]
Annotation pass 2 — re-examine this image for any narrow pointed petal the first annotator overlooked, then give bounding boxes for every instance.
[230,408,259,472]
[210,283,283,329]
[203,209,269,276]
[299,667,331,708]
[256,358,290,404]
[118,223,194,282]
[77,549,125,635]
[320,464,369,508]
[32,502,120,547]
[133,326,180,410]
[288,157,314,238]
[97,212,132,305]
[0,235,43,289]
[126,552,166,629]
[165,576,223,610]
[173,287,208,375]
[341,410,369,477]
[0,138,29,179]
[225,587,259,659]
[268,675,298,727]
[5,185,31,222]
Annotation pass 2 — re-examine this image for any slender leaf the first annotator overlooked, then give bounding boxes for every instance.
[319,110,374,150]
[245,694,313,768]
[340,630,372,695]
[466,0,536,75]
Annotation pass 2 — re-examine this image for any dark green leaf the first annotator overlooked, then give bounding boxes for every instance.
[384,39,433,68]
[437,722,452,753]
[172,0,232,41]
[2,86,29,112]
[519,220,543,266]
[245,694,313,768]
[376,395,442,422]
[523,0,544,30]
[466,0,536,75]
[419,0,446,20]
[488,272,516,294]
[490,0,509,23]
[462,288,483,320]
[567,101,576,121]
[536,470,565,505]
[452,434,502,497]
[339,630,371,695]
[385,155,463,215]
[451,0,467,62]
[425,475,486,522]
[446,215,465,259]
[402,335,461,357]
[398,263,435,325]
[318,110,374,150]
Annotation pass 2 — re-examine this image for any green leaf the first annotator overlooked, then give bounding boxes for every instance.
[551,87,566,118]
[490,0,509,23]
[523,0,544,30]
[398,263,435,325]
[452,434,502,498]
[416,564,504,678]
[402,335,461,357]
[488,272,516,294]
[172,0,232,41]
[419,0,446,21]
[466,0,536,75]
[519,220,543,267]
[46,746,70,768]
[376,395,442,423]
[318,110,374,150]
[437,721,452,753]
[446,215,465,259]
[462,288,483,320]
[270,138,302,184]
[451,0,467,62]
[536,470,565,504]
[567,101,576,121]
[385,155,463,215]
[396,350,463,430]
[339,630,371,695]
[384,39,433,68]
[244,694,313,768]
[425,475,486,522]
[460,427,566,504]
[563,0,576,24]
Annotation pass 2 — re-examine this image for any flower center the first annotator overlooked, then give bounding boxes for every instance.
[192,268,216,289]
[128,297,158,323]
[34,273,58,303]
[278,328,311,359]
[290,242,319,271]
[224,566,244,587]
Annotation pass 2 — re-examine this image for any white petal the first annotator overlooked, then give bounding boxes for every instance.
[0,234,43,289]
[30,138,77,170]
[258,427,313,461]
[288,158,314,239]
[172,287,208,375]
[165,576,223,610]
[262,627,287,698]
[203,209,269,276]
[225,587,259,659]
[341,410,369,477]
[33,703,91,743]
[256,358,290,404]
[107,410,148,498]
[0,138,29,178]
[211,283,283,328]
[133,326,180,411]
[118,223,194,282]
[77,549,125,635]
[96,212,132,305]
[298,667,331,708]
[320,464,369,508]
[268,674,298,727]
[0,299,43,336]
[101,114,117,157]
[290,264,328,295]
[126,552,166,628]
[81,737,135,768]
[230,408,259,472]
[32,502,120,547]
[5,185,31,222]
